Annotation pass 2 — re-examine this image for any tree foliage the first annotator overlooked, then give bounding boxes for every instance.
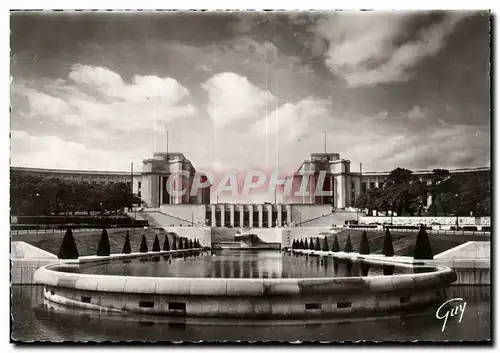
[122,231,131,254]
[359,231,370,255]
[332,236,340,252]
[314,237,321,251]
[152,234,161,252]
[96,228,111,256]
[344,234,353,253]
[353,168,490,216]
[139,234,148,253]
[57,228,79,259]
[10,173,141,216]
[414,225,434,259]
[383,228,394,257]
[322,237,330,252]
[163,234,170,251]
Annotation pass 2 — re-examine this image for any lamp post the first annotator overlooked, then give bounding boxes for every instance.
[35,192,40,234]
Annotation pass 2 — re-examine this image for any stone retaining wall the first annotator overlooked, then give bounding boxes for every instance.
[33,255,456,318]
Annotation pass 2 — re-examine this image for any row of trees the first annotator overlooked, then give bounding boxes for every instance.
[353,168,490,217]
[11,174,141,216]
[291,227,433,259]
[58,228,202,259]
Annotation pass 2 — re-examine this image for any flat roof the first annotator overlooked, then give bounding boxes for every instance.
[10,166,141,176]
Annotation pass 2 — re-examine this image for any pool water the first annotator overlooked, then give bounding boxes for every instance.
[11,285,491,342]
[57,250,435,278]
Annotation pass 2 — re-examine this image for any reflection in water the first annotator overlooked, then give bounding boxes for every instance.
[361,262,371,276]
[56,250,433,279]
[10,285,491,342]
[345,261,353,276]
[383,265,395,276]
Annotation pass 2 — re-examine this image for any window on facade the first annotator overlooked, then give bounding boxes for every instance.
[138,191,141,197]
[370,182,375,189]
[138,181,142,189]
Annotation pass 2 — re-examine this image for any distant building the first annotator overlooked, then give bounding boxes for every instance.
[10,151,489,213]
[10,152,211,208]
[283,152,490,209]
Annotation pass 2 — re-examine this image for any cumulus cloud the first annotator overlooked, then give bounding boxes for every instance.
[10,130,151,171]
[202,72,277,127]
[315,11,471,87]
[250,98,332,141]
[12,65,196,132]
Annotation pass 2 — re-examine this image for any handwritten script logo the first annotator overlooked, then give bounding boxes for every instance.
[436,298,467,332]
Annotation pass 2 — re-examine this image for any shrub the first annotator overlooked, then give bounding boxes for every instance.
[314,237,321,251]
[383,228,394,257]
[171,237,177,251]
[57,228,79,259]
[184,238,189,249]
[163,234,170,251]
[178,238,184,250]
[359,231,370,255]
[331,235,340,252]
[414,225,434,259]
[96,228,111,256]
[122,230,131,254]
[322,237,330,251]
[344,234,353,253]
[139,234,148,253]
[152,234,161,252]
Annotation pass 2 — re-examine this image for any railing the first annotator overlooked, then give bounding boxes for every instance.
[137,210,201,227]
[10,226,147,236]
[337,225,490,237]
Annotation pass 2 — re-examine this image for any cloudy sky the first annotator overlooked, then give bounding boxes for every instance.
[10,11,490,187]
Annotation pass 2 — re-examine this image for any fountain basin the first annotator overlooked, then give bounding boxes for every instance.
[33,250,457,318]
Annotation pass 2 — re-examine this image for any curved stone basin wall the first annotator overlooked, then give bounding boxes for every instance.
[34,256,457,318]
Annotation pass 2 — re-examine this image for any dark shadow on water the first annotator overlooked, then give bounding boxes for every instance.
[383,265,394,276]
[360,262,370,276]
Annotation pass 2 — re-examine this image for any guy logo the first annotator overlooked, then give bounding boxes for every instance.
[435,298,467,332]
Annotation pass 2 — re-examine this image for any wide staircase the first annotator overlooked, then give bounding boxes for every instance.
[136,210,198,227]
[211,227,239,243]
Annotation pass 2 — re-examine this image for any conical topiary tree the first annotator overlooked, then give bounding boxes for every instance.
[163,234,170,251]
[314,237,321,251]
[383,228,394,257]
[189,239,193,249]
[172,237,177,251]
[344,234,353,253]
[322,237,330,252]
[152,234,161,252]
[58,228,79,259]
[414,225,434,259]
[291,239,296,249]
[304,238,309,250]
[185,238,189,249]
[359,231,370,255]
[178,238,184,250]
[96,228,111,256]
[122,231,131,254]
[309,238,315,250]
[332,236,340,252]
[139,234,148,253]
